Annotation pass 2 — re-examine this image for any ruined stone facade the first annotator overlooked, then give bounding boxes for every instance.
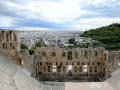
[35,46,107,78]
[0,30,120,80]
[0,30,20,64]
[105,50,120,77]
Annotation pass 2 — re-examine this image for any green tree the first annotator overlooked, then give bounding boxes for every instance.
[68,38,77,46]
[20,43,28,49]
[81,23,120,50]
[28,48,35,55]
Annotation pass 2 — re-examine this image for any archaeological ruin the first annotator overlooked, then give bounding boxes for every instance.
[0,30,120,81]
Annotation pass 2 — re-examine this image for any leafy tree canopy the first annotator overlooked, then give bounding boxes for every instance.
[81,23,120,50]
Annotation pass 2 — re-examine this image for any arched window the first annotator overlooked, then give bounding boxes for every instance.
[60,62,62,65]
[79,67,82,72]
[62,52,66,58]
[42,52,46,57]
[56,62,58,65]
[51,52,56,57]
[74,51,78,58]
[88,62,90,65]
[68,51,72,60]
[95,51,98,57]
[50,62,52,65]
[57,66,61,72]
[77,62,80,65]
[90,66,92,72]
[48,66,50,72]
[3,43,5,49]
[84,51,88,58]
[98,62,100,65]
[40,62,42,65]
[9,31,12,40]
[10,43,12,50]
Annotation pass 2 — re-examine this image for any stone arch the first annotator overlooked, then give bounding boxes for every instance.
[48,66,51,72]
[13,45,15,49]
[68,51,72,60]
[88,62,90,65]
[40,62,42,65]
[79,67,82,72]
[9,31,12,40]
[10,43,12,50]
[84,51,88,58]
[98,62,100,65]
[90,66,92,72]
[57,66,61,72]
[3,43,5,49]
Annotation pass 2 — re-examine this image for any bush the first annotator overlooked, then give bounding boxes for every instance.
[20,43,28,49]
[28,49,35,55]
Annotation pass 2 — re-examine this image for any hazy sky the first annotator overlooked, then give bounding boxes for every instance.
[0,0,120,31]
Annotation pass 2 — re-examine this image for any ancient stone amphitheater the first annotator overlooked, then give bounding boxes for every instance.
[0,52,120,90]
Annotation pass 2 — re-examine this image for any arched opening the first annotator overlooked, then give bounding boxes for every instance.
[62,52,66,58]
[67,65,72,77]
[52,65,57,76]
[52,65,56,72]
[74,51,78,58]
[6,45,7,49]
[90,66,92,72]
[3,43,5,49]
[10,43,12,50]
[84,51,88,58]
[83,65,87,73]
[68,51,72,60]
[13,46,14,49]
[79,67,82,72]
[98,62,100,65]
[57,66,61,72]
[9,31,12,40]
[48,66,50,72]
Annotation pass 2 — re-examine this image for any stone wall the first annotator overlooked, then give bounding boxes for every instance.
[0,30,20,64]
[35,47,106,78]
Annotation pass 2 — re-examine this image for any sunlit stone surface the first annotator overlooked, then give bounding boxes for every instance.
[65,82,113,90]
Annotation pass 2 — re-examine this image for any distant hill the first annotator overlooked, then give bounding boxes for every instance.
[81,23,120,50]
